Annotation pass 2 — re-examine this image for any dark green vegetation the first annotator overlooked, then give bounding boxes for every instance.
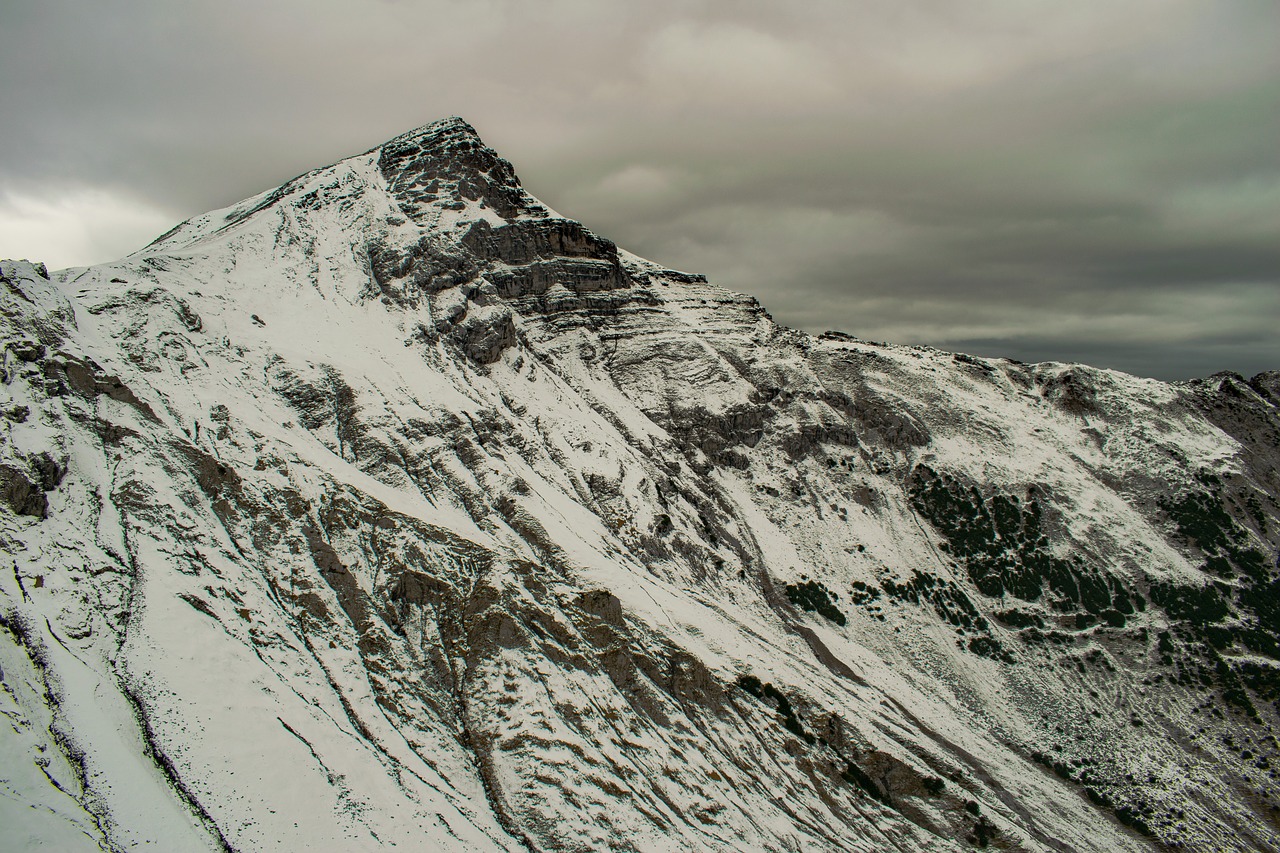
[879,571,1013,662]
[906,466,1278,710]
[839,761,892,807]
[1161,481,1270,582]
[736,675,890,805]
[908,463,1278,617]
[1147,479,1280,717]
[992,608,1042,629]
[907,462,1280,835]
[848,581,886,621]
[1030,751,1155,837]
[958,799,999,847]
[969,814,997,848]
[785,580,846,626]
[735,677,949,814]
[736,675,815,746]
[907,466,1134,617]
[1159,481,1278,639]
[922,776,946,796]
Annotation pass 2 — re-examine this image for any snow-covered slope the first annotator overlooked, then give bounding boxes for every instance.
[3,117,1279,852]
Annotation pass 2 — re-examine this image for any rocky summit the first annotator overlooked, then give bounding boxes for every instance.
[2,117,1279,852]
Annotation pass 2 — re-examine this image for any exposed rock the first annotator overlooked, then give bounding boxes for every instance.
[573,589,624,628]
[368,234,480,304]
[461,218,619,266]
[44,352,157,418]
[1251,370,1280,407]
[28,452,65,492]
[1038,366,1102,415]
[2,403,29,423]
[0,463,47,518]
[0,117,1276,853]
[451,304,517,364]
[8,339,46,362]
[657,402,769,460]
[848,388,929,450]
[377,117,542,223]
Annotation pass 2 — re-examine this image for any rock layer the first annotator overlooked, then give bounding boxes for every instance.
[2,119,1279,852]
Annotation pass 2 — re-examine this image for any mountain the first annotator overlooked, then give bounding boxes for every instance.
[2,116,1279,852]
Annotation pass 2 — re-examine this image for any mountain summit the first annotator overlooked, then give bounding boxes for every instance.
[2,120,1279,852]
[375,116,543,221]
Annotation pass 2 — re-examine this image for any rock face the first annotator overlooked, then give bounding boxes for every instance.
[2,119,1280,852]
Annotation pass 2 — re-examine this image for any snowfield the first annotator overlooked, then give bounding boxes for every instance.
[2,118,1279,852]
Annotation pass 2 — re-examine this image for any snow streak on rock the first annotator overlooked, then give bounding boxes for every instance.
[2,118,1279,851]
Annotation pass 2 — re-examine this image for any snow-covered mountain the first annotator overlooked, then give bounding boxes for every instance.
[3,117,1278,852]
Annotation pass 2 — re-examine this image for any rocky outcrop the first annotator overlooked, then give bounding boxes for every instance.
[461,218,619,266]
[1038,365,1102,416]
[377,116,543,223]
[367,234,480,304]
[1,121,1277,853]
[656,402,769,461]
[0,463,46,518]
[1250,370,1280,407]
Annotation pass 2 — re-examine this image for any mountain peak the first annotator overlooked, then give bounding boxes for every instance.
[379,115,485,153]
[3,105,1280,853]
[376,116,540,224]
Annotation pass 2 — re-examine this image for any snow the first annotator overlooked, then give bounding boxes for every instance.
[1,118,1276,851]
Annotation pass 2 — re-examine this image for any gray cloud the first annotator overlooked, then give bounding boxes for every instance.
[2,0,1277,380]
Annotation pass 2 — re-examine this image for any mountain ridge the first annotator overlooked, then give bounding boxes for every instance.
[1,118,1278,852]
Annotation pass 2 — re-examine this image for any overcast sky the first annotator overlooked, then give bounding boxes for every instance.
[2,0,1277,380]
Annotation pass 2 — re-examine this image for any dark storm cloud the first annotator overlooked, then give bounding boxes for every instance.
[2,0,1277,380]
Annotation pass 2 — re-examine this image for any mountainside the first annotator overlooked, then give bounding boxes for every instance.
[3,117,1279,852]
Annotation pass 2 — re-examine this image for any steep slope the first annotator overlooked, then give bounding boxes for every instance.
[2,117,1278,852]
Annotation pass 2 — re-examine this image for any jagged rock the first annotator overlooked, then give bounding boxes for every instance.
[461,218,619,266]
[28,452,65,492]
[1,403,29,423]
[847,389,928,450]
[8,339,46,362]
[377,117,542,223]
[368,234,480,304]
[268,361,333,430]
[44,353,157,418]
[573,589,624,627]
[451,303,516,364]
[0,117,1276,853]
[0,463,47,518]
[1249,370,1280,407]
[1038,365,1102,415]
[657,402,769,459]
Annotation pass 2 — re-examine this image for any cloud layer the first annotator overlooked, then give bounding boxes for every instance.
[2,0,1276,379]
